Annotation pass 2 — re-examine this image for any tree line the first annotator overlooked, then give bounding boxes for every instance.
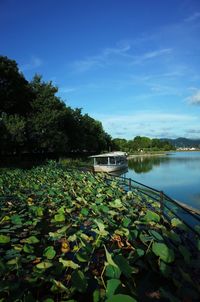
[0,55,175,159]
[0,56,112,157]
[112,136,175,153]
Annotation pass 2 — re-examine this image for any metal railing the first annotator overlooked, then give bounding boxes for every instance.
[103,173,200,239]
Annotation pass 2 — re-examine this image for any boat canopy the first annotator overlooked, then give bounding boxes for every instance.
[89,151,127,158]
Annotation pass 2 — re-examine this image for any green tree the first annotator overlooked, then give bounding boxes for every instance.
[0,56,33,115]
[112,138,128,151]
[28,75,68,154]
[0,56,112,157]
[0,114,26,155]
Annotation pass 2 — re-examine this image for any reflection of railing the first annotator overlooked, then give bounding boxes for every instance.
[103,174,200,240]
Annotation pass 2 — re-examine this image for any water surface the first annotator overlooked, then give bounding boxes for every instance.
[125,151,200,210]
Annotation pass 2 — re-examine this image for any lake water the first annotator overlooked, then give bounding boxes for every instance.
[124,151,200,210]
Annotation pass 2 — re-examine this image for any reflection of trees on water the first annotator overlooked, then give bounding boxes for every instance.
[128,153,200,173]
[128,156,170,173]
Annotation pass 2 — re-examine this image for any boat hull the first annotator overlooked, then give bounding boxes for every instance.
[93,163,128,173]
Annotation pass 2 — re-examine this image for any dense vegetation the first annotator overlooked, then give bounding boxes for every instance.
[0,55,176,161]
[161,138,200,148]
[112,137,175,153]
[0,163,199,301]
[0,56,112,157]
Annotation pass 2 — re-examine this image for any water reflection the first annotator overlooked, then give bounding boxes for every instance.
[126,152,200,210]
[109,168,128,177]
[128,156,169,173]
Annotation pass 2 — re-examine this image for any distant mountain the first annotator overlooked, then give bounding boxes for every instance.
[161,137,200,148]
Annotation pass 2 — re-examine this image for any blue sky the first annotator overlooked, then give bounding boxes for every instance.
[1,0,200,139]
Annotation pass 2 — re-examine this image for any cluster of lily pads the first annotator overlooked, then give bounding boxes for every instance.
[0,162,199,302]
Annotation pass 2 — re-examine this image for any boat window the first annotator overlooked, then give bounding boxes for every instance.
[96,157,108,165]
[110,157,116,164]
[116,157,122,164]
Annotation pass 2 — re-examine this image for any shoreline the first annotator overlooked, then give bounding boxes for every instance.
[128,153,167,159]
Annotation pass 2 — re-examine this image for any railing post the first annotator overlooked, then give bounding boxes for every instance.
[160,191,164,214]
[129,178,132,191]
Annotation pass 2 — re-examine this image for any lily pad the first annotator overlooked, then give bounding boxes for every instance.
[106,279,121,297]
[36,261,53,269]
[171,218,187,230]
[54,213,65,222]
[152,242,175,263]
[0,234,10,244]
[114,255,133,278]
[143,210,160,223]
[43,246,56,259]
[24,236,39,244]
[59,258,80,269]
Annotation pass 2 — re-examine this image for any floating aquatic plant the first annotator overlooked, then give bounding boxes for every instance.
[0,163,199,301]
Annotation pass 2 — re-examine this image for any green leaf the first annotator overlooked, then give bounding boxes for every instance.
[76,252,88,262]
[11,214,22,224]
[54,213,65,222]
[114,255,132,278]
[7,258,18,265]
[171,218,187,230]
[139,233,153,243]
[57,206,65,214]
[105,294,137,302]
[159,261,172,278]
[0,234,10,244]
[106,279,121,298]
[104,245,118,267]
[93,289,101,302]
[152,242,175,263]
[80,208,89,216]
[163,230,181,243]
[36,206,43,216]
[105,264,121,279]
[122,217,131,227]
[43,246,56,259]
[71,270,88,292]
[0,215,10,224]
[94,220,109,236]
[36,261,53,269]
[59,258,80,269]
[51,279,68,292]
[143,210,160,223]
[23,244,34,254]
[109,199,124,209]
[99,205,109,213]
[57,225,69,234]
[149,230,163,241]
[24,236,39,244]
[136,248,145,257]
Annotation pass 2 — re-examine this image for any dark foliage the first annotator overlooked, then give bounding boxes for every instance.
[0,56,112,156]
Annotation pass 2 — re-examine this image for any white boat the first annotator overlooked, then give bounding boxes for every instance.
[90,152,128,173]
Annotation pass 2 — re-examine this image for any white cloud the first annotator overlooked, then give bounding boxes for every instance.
[71,41,173,73]
[59,87,77,94]
[98,112,196,123]
[187,90,200,105]
[184,12,200,22]
[92,111,197,139]
[21,56,43,71]
[131,48,173,65]
[71,42,131,73]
